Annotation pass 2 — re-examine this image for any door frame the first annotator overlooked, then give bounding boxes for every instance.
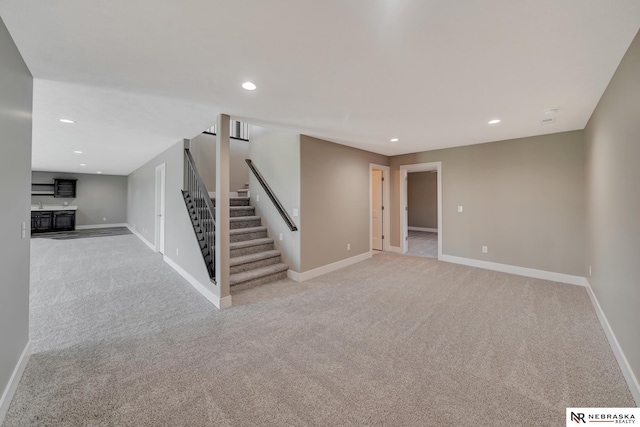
[370,163,391,253]
[400,162,442,259]
[155,163,166,254]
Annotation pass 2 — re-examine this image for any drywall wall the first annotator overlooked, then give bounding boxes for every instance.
[300,135,389,272]
[0,17,32,422]
[407,171,438,229]
[31,172,127,226]
[248,126,301,271]
[190,132,249,193]
[390,130,585,276]
[585,29,640,395]
[127,140,215,297]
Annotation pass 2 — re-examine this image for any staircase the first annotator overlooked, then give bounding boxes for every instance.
[215,196,289,291]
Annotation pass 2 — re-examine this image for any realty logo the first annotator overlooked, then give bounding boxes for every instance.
[570,412,586,423]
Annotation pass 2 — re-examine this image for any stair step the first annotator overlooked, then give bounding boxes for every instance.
[230,263,289,290]
[230,216,261,229]
[230,206,255,217]
[212,197,251,207]
[230,238,274,257]
[230,250,281,274]
[230,226,268,243]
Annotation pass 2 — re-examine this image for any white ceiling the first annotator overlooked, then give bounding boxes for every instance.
[1,0,639,175]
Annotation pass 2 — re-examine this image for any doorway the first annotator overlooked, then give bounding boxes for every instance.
[399,162,442,259]
[370,164,390,252]
[155,163,166,254]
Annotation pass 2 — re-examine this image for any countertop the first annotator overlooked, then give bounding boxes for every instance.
[31,205,78,211]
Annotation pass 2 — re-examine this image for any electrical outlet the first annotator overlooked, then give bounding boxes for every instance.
[482,246,488,253]
[458,206,463,213]
[589,265,592,276]
[103,217,106,222]
[21,221,26,230]
[176,248,179,256]
[279,233,283,241]
[21,230,26,239]
[347,243,351,250]
[256,194,260,202]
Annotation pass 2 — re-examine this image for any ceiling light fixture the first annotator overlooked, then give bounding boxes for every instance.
[59,119,75,124]
[242,82,257,91]
[390,138,399,142]
[73,150,82,154]
[80,163,86,166]
[96,171,102,174]
[544,108,558,115]
[488,119,501,125]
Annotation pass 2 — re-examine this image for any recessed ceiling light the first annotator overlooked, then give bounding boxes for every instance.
[59,119,75,124]
[242,82,257,91]
[390,138,399,142]
[488,119,501,125]
[73,150,82,154]
[544,108,558,115]
[96,171,102,174]
[80,163,86,166]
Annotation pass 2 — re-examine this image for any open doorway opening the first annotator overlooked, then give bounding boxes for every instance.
[399,162,442,259]
[370,164,390,253]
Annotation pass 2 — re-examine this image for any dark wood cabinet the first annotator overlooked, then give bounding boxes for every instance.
[31,211,53,233]
[53,211,75,231]
[31,210,75,233]
[54,179,77,198]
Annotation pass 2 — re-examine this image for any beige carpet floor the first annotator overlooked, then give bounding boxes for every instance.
[407,230,438,258]
[2,235,635,426]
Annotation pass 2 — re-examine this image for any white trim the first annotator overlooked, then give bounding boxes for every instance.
[387,245,403,254]
[126,224,155,251]
[440,254,587,286]
[0,340,31,425]
[400,162,442,260]
[408,226,438,233]
[369,164,391,253]
[288,251,372,282]
[585,280,640,405]
[163,255,230,309]
[76,223,128,230]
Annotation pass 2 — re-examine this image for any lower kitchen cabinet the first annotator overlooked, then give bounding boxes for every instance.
[31,210,75,233]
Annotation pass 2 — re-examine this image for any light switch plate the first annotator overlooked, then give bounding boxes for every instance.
[293,208,298,217]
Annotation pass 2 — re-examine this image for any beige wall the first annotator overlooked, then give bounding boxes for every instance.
[408,171,438,229]
[248,126,301,271]
[390,130,586,276]
[585,29,640,391]
[300,135,389,272]
[127,140,215,296]
[190,132,249,193]
[0,17,32,422]
[31,172,127,226]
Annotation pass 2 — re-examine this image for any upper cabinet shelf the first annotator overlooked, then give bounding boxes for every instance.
[31,179,77,198]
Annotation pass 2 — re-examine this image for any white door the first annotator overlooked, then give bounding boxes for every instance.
[155,164,166,254]
[371,169,383,251]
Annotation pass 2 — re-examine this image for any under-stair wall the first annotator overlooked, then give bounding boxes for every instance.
[247,125,301,272]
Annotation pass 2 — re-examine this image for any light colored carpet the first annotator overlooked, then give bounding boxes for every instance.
[3,235,635,426]
[407,230,438,258]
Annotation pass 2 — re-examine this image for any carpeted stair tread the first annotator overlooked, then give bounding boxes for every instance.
[230,216,260,222]
[230,237,274,249]
[230,250,281,266]
[230,263,289,285]
[230,226,267,235]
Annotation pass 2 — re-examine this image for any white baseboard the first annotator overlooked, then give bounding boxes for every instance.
[288,251,372,282]
[163,255,229,310]
[440,254,587,286]
[76,223,128,230]
[408,226,438,233]
[387,246,403,254]
[126,224,155,251]
[585,280,640,405]
[0,340,31,425]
